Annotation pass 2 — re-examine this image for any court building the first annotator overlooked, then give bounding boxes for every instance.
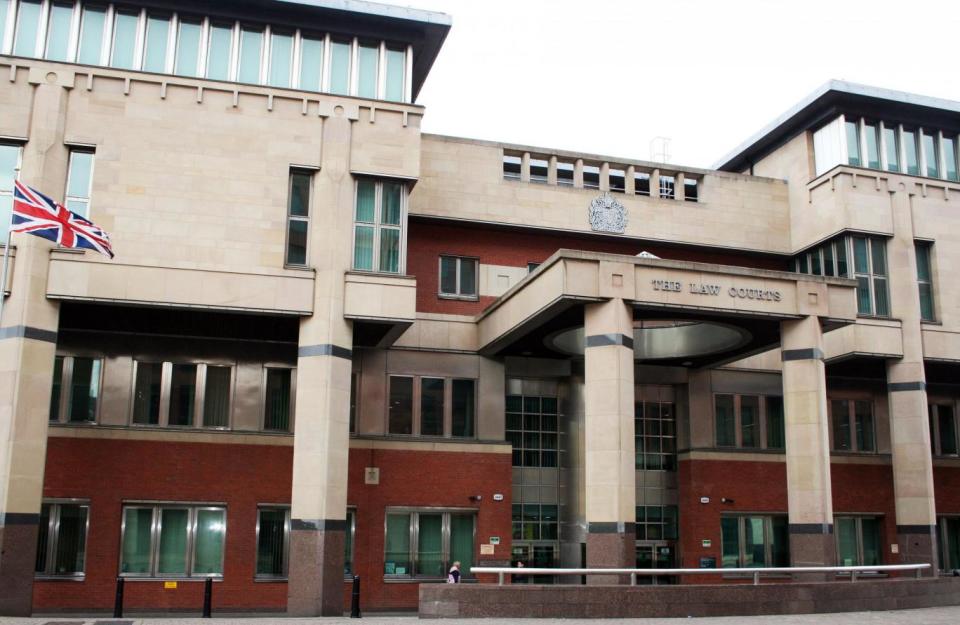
[1,0,959,615]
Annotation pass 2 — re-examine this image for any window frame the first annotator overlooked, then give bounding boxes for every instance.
[65,147,95,218]
[351,178,407,275]
[720,513,789,569]
[284,168,314,268]
[915,241,936,322]
[505,392,560,468]
[128,360,237,430]
[262,365,296,433]
[929,401,959,457]
[850,236,889,318]
[828,398,876,454]
[35,499,91,579]
[834,515,882,568]
[0,141,23,240]
[254,505,290,579]
[658,174,675,199]
[382,507,476,581]
[49,353,103,424]
[713,394,784,451]
[437,255,479,300]
[386,374,477,439]
[119,502,227,579]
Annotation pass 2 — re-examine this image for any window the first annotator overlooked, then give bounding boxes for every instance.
[387,375,476,438]
[35,501,89,577]
[929,403,958,456]
[44,2,73,62]
[264,367,293,432]
[609,168,625,193]
[502,154,521,181]
[883,124,900,173]
[298,35,324,90]
[130,361,237,429]
[582,164,600,190]
[384,510,475,579]
[256,506,290,578]
[916,242,935,322]
[527,262,540,273]
[512,503,558,541]
[141,15,170,73]
[65,149,94,218]
[556,161,574,186]
[715,395,783,450]
[830,399,875,453]
[49,355,102,423]
[793,236,850,278]
[349,372,358,434]
[206,23,234,81]
[845,119,861,166]
[268,31,294,88]
[353,179,405,274]
[438,256,477,299]
[237,27,264,84]
[835,516,881,567]
[635,399,676,470]
[328,39,351,95]
[636,505,678,540]
[357,42,378,98]
[922,131,940,178]
[505,394,558,467]
[903,128,920,175]
[529,158,548,184]
[943,136,959,182]
[110,10,138,69]
[937,516,960,571]
[0,143,21,232]
[863,122,880,169]
[684,178,698,202]
[13,0,41,57]
[344,508,356,576]
[720,515,789,568]
[852,236,889,317]
[384,46,406,101]
[77,5,107,65]
[635,171,650,196]
[0,1,9,51]
[120,504,226,577]
[285,170,311,266]
[659,175,675,199]
[174,19,202,77]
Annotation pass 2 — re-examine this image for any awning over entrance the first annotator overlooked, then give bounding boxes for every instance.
[477,250,858,368]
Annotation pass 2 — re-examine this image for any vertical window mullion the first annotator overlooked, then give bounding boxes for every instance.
[259,23,270,85]
[377,40,385,99]
[410,511,418,577]
[228,21,239,80]
[321,32,331,92]
[292,29,301,89]
[372,181,381,271]
[349,36,358,95]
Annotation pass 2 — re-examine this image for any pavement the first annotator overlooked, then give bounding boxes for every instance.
[4,607,960,624]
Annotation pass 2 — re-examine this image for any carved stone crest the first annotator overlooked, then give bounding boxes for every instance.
[588,192,627,234]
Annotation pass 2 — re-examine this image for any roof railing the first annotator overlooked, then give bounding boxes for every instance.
[471,563,930,586]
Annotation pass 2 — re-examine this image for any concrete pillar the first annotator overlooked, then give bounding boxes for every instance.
[886,185,937,572]
[583,298,635,575]
[625,165,636,195]
[574,159,584,189]
[650,169,660,199]
[520,152,531,183]
[286,112,355,616]
[780,315,835,568]
[0,79,70,615]
[675,172,685,201]
[547,155,558,186]
[599,162,610,192]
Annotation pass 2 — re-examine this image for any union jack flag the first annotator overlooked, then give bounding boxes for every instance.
[10,181,114,258]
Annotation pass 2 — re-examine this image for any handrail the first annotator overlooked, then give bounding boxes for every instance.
[471,563,931,586]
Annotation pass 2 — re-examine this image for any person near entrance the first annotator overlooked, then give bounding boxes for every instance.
[447,561,462,583]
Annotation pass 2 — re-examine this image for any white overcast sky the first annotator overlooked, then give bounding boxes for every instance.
[379,0,960,169]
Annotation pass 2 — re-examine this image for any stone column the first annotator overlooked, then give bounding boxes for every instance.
[286,111,355,616]
[0,77,70,615]
[886,184,937,572]
[583,298,635,576]
[780,315,835,568]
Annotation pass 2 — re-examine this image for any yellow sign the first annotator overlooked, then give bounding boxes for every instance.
[164,581,178,589]
[480,544,495,555]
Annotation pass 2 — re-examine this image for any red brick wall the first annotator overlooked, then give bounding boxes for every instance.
[407,220,789,315]
[34,437,512,613]
[934,466,960,515]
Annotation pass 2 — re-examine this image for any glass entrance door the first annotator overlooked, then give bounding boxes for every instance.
[635,544,675,584]
[511,543,557,583]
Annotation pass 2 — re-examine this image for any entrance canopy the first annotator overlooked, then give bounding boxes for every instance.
[477,250,858,368]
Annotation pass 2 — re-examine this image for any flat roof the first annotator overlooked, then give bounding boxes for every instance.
[714,80,960,173]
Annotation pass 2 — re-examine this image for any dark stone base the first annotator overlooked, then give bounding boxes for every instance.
[0,523,38,616]
[286,526,345,616]
[420,577,960,618]
[585,531,633,585]
[897,525,938,576]
[788,527,836,582]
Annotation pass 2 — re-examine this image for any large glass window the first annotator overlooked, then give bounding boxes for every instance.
[357,42,378,98]
[353,179,405,274]
[203,366,231,428]
[845,119,861,167]
[0,1,9,52]
[0,143,22,236]
[502,154,521,181]
[636,505,678,541]
[268,31,294,88]
[329,39,351,95]
[863,122,880,169]
[174,19,202,77]
[852,236,889,317]
[256,506,289,578]
[922,131,940,178]
[766,396,785,449]
[512,503,558,541]
[237,27,264,84]
[451,379,475,438]
[883,124,900,172]
[420,377,444,436]
[44,2,74,62]
[132,361,163,425]
[13,0,41,57]
[831,399,875,453]
[635,399,676,470]
[388,375,413,435]
[65,149,94,218]
[110,10,138,70]
[120,504,226,577]
[583,164,600,190]
[384,46,405,101]
[903,129,920,176]
[388,375,474,438]
[77,5,106,65]
[384,510,475,579]
[721,515,789,568]
[929,403,958,457]
[506,394,559,468]
[49,355,102,423]
[285,170,311,266]
[35,501,89,577]
[916,242,935,322]
[937,516,960,571]
[131,361,236,429]
[715,394,735,447]
[142,14,171,73]
[438,256,478,299]
[943,136,959,182]
[263,368,293,432]
[168,363,197,426]
[205,23,233,81]
[298,35,323,91]
[715,395,783,450]
[835,516,881,567]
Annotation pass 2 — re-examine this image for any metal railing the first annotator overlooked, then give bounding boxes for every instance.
[471,563,931,586]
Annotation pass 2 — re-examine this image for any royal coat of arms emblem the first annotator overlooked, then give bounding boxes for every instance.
[588,192,627,234]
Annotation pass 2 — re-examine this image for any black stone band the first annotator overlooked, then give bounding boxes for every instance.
[0,325,58,343]
[781,348,824,362]
[0,512,41,526]
[585,334,634,349]
[788,523,833,535]
[896,524,936,535]
[291,518,348,531]
[297,344,353,360]
[587,521,636,534]
[888,381,926,392]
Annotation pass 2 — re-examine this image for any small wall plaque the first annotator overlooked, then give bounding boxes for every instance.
[480,544,495,555]
[364,467,380,485]
[164,581,177,589]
